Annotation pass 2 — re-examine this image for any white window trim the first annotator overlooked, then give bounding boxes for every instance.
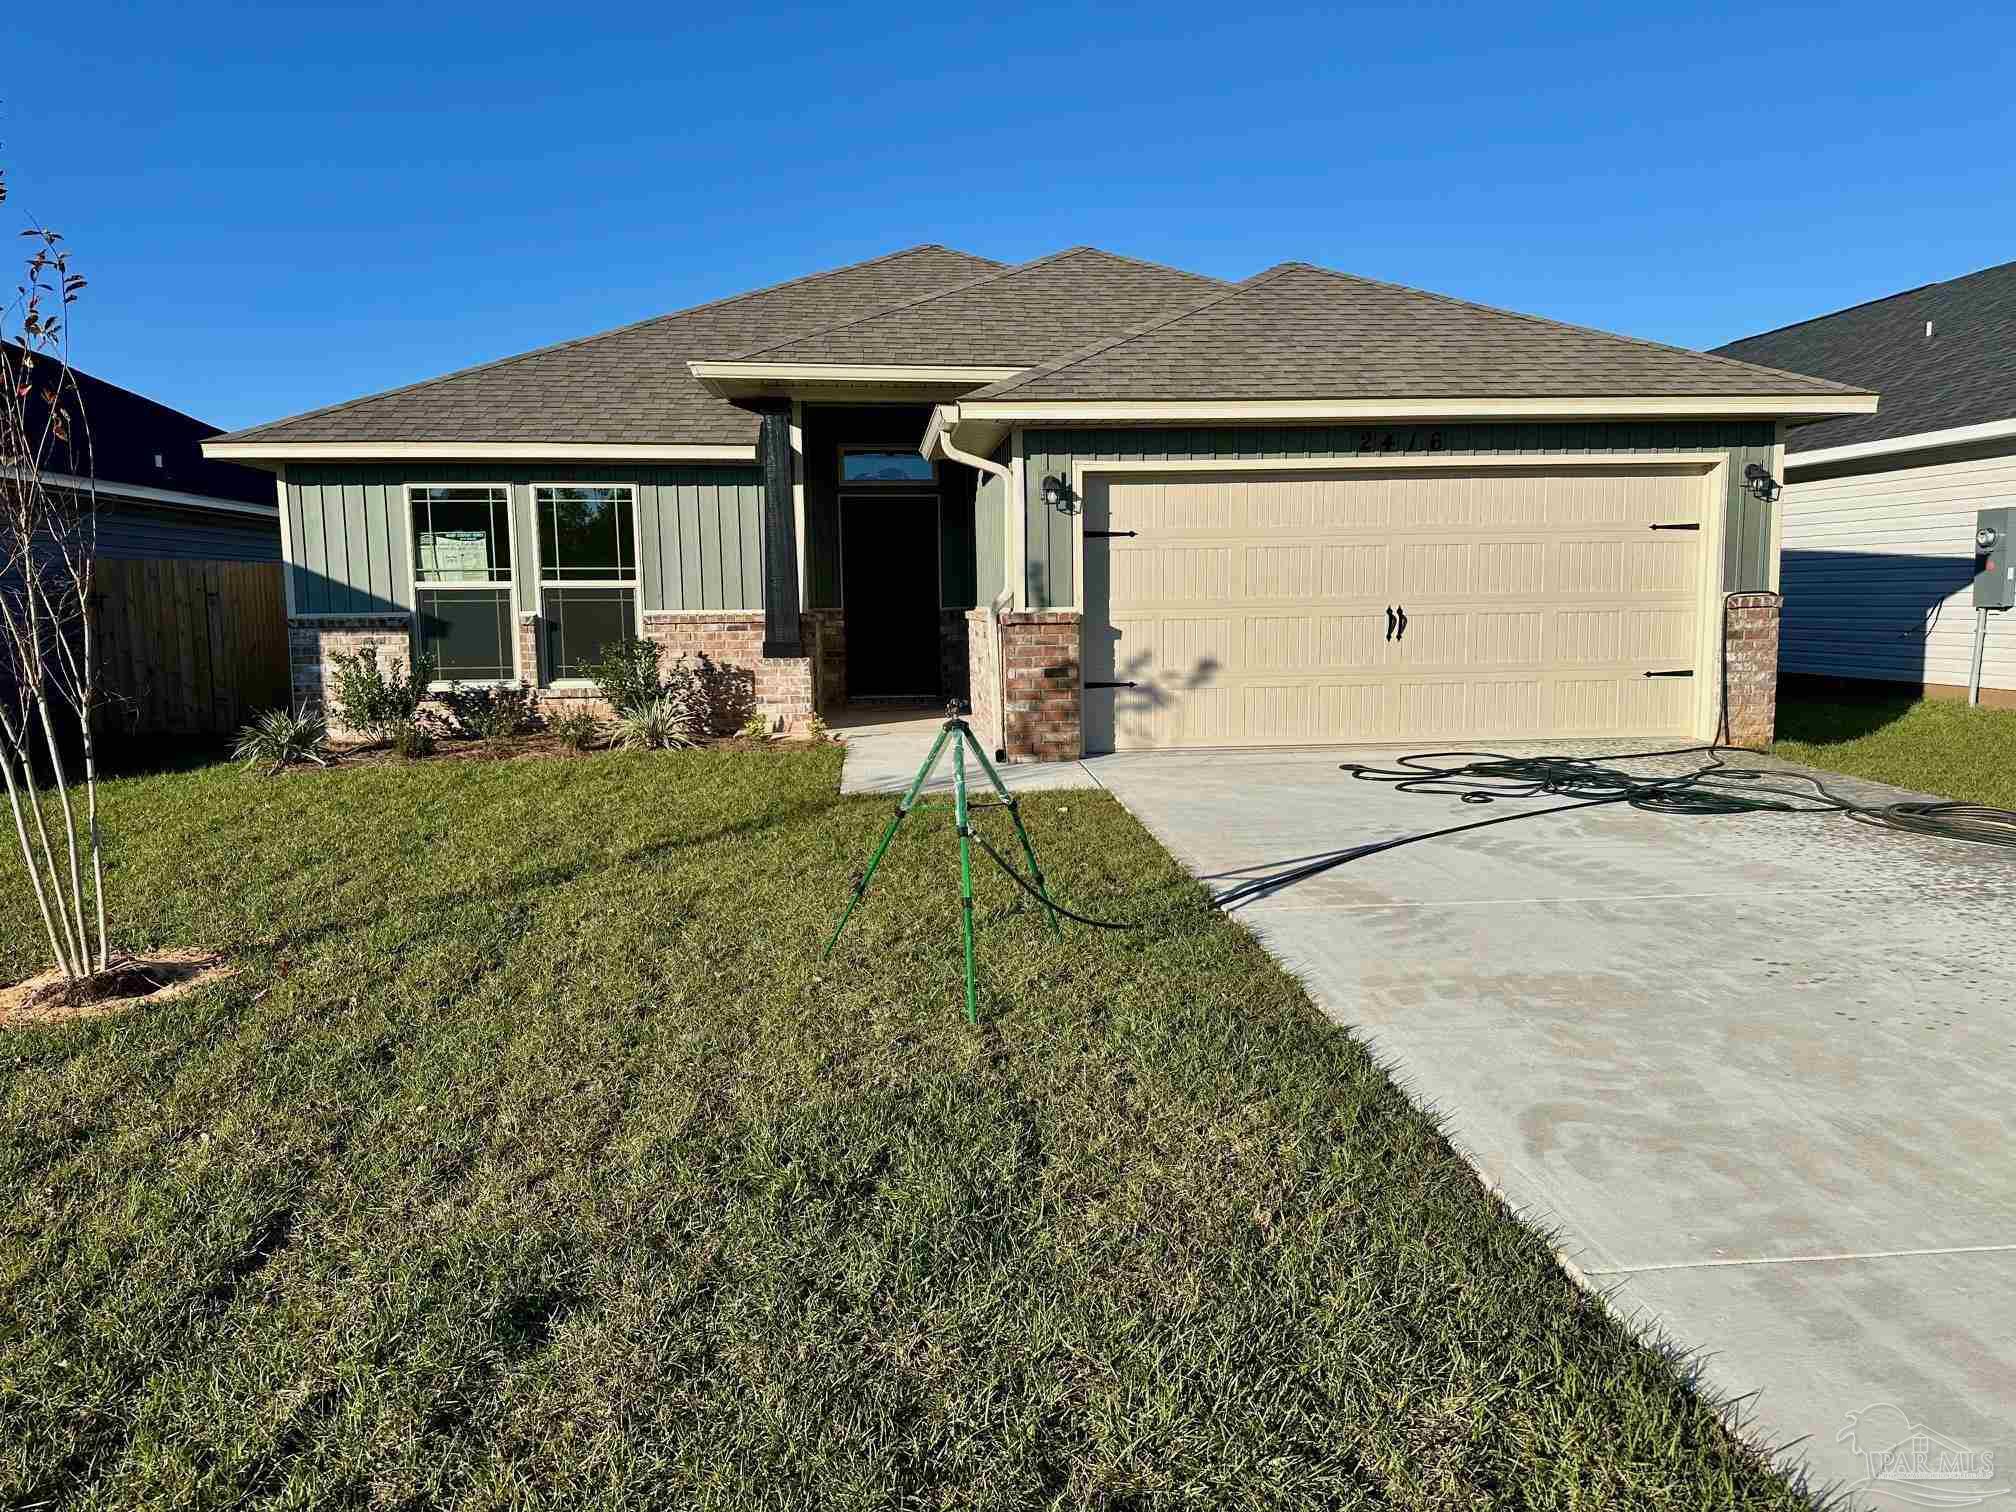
[531,480,645,687]
[404,482,518,688]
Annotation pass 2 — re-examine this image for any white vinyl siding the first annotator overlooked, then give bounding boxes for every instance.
[1780,440,2016,695]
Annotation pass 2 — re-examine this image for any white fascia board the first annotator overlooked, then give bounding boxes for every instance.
[954,394,1880,423]
[20,469,278,518]
[1786,415,2016,470]
[202,441,756,462]
[689,361,1024,384]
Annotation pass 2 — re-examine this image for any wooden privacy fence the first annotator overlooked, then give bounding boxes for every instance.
[94,559,288,736]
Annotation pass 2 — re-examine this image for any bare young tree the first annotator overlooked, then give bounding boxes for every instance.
[0,155,109,982]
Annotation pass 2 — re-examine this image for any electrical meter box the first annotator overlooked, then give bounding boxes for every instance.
[1979,508,2016,609]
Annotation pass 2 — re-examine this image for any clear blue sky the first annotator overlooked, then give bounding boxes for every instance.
[7,1,2014,431]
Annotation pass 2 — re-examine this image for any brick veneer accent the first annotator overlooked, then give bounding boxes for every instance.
[997,610,1082,762]
[288,614,415,737]
[639,611,820,728]
[938,610,971,705]
[806,608,846,710]
[965,609,1003,754]
[1722,592,1781,749]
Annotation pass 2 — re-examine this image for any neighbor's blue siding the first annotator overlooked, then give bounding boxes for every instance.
[99,503,280,563]
[1021,422,1781,607]
[283,463,764,615]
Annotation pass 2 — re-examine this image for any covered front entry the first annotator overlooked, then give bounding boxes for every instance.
[842,492,942,697]
[1083,461,1719,752]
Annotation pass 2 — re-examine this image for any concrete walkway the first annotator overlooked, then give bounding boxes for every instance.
[834,703,1101,796]
[1080,743,2015,1505]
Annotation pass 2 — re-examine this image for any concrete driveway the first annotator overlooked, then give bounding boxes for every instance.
[1084,744,2016,1504]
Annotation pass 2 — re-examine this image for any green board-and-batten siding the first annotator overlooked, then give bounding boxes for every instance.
[1021,422,1782,608]
[282,463,764,615]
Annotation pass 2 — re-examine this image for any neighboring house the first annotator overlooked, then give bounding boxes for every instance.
[5,341,282,561]
[4,347,284,736]
[203,246,1872,757]
[1713,260,2016,708]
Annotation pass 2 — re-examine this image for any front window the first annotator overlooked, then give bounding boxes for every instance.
[537,484,637,680]
[411,485,514,681]
[841,449,934,485]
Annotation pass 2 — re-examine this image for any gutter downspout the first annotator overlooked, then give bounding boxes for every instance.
[926,405,1014,742]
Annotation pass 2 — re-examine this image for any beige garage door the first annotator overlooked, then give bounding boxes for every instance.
[1085,466,1711,751]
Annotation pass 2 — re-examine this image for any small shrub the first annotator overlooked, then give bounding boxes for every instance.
[693,655,756,734]
[551,708,606,752]
[329,644,435,743]
[389,719,435,760]
[611,696,703,752]
[441,680,542,741]
[804,714,830,743]
[586,638,667,716]
[232,706,331,775]
[739,711,774,741]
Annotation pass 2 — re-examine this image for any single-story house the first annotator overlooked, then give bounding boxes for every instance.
[202,246,1874,757]
[1713,259,2015,708]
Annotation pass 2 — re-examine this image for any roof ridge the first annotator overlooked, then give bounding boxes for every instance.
[714,246,1228,364]
[715,247,1092,362]
[1714,257,2016,347]
[1287,263,1871,395]
[215,244,1002,442]
[970,263,1301,399]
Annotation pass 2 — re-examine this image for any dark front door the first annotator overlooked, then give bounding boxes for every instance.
[842,492,940,698]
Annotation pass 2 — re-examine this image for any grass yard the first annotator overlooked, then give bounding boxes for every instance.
[1774,692,2016,807]
[0,744,1815,1509]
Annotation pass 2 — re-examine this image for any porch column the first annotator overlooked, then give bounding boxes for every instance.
[755,402,802,657]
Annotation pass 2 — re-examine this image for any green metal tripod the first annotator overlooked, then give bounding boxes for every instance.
[823,704,1061,1023]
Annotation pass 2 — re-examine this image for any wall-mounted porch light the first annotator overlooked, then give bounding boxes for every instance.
[1042,474,1074,513]
[1743,463,1782,503]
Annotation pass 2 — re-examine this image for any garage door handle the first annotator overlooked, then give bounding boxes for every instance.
[1396,606,1408,641]
[1385,607,1396,641]
[1643,669,1695,678]
[1085,680,1137,690]
[1650,522,1701,531]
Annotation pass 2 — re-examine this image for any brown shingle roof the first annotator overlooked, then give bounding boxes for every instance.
[214,245,1003,447]
[720,247,1225,367]
[968,262,1870,403]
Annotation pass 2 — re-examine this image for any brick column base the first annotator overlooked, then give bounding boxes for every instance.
[965,609,1003,754]
[1722,592,1781,749]
[998,610,1082,762]
[639,611,819,731]
[288,614,414,738]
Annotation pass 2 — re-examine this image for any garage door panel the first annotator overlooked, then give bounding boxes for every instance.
[1245,612,1389,672]
[1092,467,1707,751]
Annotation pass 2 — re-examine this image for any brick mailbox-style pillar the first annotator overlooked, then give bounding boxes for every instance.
[990,609,1082,763]
[1722,592,1782,749]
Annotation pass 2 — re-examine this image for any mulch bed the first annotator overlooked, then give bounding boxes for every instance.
[0,948,233,1031]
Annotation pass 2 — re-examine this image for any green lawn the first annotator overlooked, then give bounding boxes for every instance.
[0,744,1815,1508]
[1774,692,2016,807]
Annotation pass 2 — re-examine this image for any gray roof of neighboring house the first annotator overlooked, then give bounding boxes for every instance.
[1710,259,2016,453]
[968,262,1867,404]
[212,245,1003,448]
[721,247,1227,366]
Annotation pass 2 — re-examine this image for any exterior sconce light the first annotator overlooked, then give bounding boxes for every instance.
[1042,475,1073,513]
[1743,463,1782,503]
